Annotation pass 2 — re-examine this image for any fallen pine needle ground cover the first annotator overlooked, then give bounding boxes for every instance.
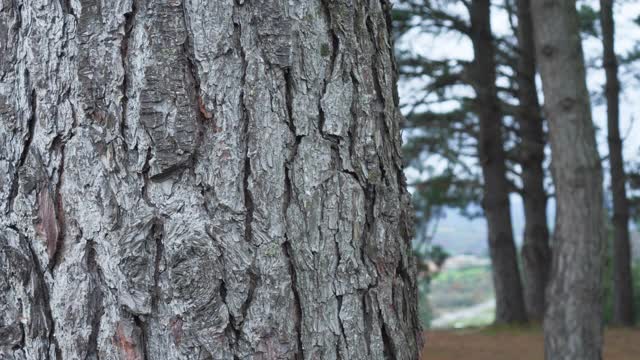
[421,327,640,360]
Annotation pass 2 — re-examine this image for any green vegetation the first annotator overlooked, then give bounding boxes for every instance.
[430,264,493,311]
[417,287,433,328]
[603,260,640,324]
[443,308,495,329]
[434,266,488,284]
[420,262,495,328]
[425,254,640,329]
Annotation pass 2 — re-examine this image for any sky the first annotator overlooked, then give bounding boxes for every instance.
[397,0,640,255]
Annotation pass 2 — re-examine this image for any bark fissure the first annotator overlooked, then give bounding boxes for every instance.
[283,69,295,134]
[318,0,342,144]
[282,60,304,356]
[19,89,36,169]
[12,224,59,360]
[363,184,379,284]
[234,17,253,248]
[151,219,164,310]
[239,270,257,327]
[8,88,37,213]
[59,0,75,18]
[85,240,104,360]
[379,315,397,360]
[133,315,149,360]
[283,238,304,359]
[140,146,153,206]
[242,155,254,244]
[181,6,208,175]
[18,301,27,350]
[50,142,68,271]
[119,1,137,147]
[366,15,392,143]
[320,0,340,78]
[335,293,346,358]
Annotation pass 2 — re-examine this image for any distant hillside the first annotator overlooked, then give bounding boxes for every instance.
[430,218,526,257]
[429,199,528,256]
[430,213,490,256]
[431,208,640,259]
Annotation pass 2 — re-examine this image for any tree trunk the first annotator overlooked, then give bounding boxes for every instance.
[600,0,635,326]
[0,1,421,359]
[469,0,528,324]
[530,0,607,358]
[515,0,551,323]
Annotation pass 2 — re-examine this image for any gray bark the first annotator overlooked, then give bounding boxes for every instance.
[0,1,421,359]
[469,0,528,324]
[515,0,551,323]
[530,0,607,358]
[600,0,635,326]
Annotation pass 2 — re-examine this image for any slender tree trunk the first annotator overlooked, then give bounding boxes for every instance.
[530,0,607,358]
[0,1,421,359]
[600,0,635,326]
[515,0,551,322]
[469,0,528,324]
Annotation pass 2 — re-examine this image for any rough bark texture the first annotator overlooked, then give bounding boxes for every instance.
[515,0,551,323]
[531,0,607,358]
[600,0,635,326]
[0,1,421,359]
[469,0,528,324]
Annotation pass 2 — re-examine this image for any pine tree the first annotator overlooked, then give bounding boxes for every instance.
[0,1,421,358]
[531,0,607,357]
[600,0,635,326]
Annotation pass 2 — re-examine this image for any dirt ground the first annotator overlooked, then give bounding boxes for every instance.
[421,328,640,360]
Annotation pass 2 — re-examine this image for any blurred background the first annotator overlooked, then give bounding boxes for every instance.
[392,0,640,331]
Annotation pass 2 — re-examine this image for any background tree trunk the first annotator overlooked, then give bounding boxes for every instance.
[515,0,551,323]
[600,0,635,326]
[469,0,528,324]
[0,1,421,359]
[530,0,607,358]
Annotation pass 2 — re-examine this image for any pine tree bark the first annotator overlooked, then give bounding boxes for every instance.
[0,1,421,359]
[515,0,551,323]
[530,0,607,358]
[469,0,528,324]
[600,0,635,326]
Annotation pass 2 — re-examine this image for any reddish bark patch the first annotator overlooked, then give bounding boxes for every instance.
[198,96,213,120]
[169,316,183,345]
[114,322,142,360]
[37,188,59,260]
